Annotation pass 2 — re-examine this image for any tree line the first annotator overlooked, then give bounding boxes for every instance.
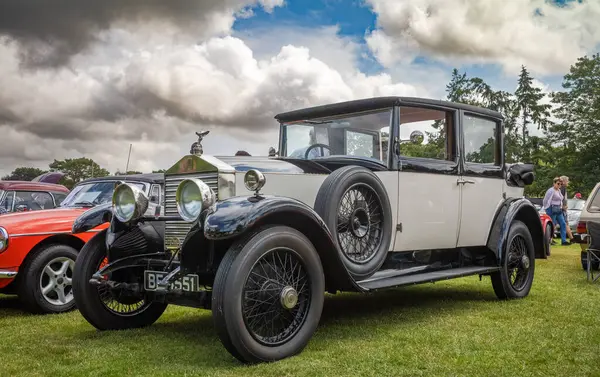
[2,158,166,189]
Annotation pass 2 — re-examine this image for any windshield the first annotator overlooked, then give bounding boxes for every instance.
[280,109,392,163]
[567,199,585,211]
[60,181,146,207]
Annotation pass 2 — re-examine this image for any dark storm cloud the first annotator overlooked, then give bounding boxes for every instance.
[0,0,243,68]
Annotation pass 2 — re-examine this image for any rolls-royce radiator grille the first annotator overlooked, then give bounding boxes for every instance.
[164,173,218,250]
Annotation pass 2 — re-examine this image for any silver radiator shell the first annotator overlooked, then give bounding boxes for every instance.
[164,172,218,250]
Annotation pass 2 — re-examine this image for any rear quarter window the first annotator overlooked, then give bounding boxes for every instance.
[588,187,600,212]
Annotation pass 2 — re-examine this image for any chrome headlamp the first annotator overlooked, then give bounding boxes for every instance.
[0,227,8,253]
[244,169,266,193]
[112,183,149,223]
[176,178,216,222]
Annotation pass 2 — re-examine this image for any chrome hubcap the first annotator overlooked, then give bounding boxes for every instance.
[521,255,530,269]
[280,286,299,309]
[39,257,74,306]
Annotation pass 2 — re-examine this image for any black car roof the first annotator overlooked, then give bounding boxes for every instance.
[274,96,504,123]
[78,173,164,185]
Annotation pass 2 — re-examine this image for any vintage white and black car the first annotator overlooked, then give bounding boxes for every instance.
[71,96,543,363]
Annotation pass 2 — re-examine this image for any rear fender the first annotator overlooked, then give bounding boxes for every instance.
[193,195,357,292]
[487,197,545,261]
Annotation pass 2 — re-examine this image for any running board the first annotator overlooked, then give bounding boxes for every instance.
[356,266,500,291]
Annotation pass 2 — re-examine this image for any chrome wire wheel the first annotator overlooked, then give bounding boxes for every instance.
[506,235,531,292]
[39,257,75,306]
[242,247,311,346]
[336,183,383,264]
[96,257,149,317]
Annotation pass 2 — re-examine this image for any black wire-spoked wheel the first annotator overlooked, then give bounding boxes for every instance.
[506,235,532,292]
[96,257,150,317]
[242,247,311,346]
[336,183,383,264]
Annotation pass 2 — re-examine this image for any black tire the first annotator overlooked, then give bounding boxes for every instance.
[72,230,167,330]
[314,165,392,280]
[581,251,600,271]
[212,225,325,363]
[491,220,535,299]
[17,244,78,314]
[545,223,552,257]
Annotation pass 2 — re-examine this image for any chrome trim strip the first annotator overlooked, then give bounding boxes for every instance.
[10,229,103,238]
[0,270,17,279]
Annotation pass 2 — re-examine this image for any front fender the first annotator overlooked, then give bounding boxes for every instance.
[487,197,545,261]
[72,203,113,234]
[204,195,327,240]
[202,195,358,292]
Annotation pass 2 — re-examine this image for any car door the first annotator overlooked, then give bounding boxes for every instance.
[456,111,505,247]
[393,105,461,252]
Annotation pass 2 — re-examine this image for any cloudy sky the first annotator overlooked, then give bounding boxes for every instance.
[1,0,599,176]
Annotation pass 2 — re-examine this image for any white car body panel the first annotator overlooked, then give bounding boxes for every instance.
[394,172,460,251]
[457,176,505,247]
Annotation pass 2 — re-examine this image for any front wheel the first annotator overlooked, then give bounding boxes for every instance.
[491,220,535,299]
[212,225,325,363]
[17,244,78,314]
[72,230,167,330]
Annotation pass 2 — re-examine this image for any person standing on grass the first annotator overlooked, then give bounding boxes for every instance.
[559,175,574,242]
[543,177,570,245]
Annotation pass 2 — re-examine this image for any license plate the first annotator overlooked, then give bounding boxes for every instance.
[144,270,200,293]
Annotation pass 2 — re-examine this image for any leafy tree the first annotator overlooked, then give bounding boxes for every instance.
[549,53,600,196]
[49,158,110,189]
[2,167,48,181]
[152,169,166,173]
[514,65,553,162]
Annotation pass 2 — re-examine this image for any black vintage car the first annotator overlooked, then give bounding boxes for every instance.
[72,96,543,363]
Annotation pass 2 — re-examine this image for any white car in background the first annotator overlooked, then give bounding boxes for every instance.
[573,182,600,270]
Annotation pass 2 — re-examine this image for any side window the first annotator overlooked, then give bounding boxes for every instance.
[13,191,54,211]
[399,107,454,161]
[463,114,499,165]
[345,130,376,159]
[0,191,15,212]
[589,189,600,212]
[53,193,68,206]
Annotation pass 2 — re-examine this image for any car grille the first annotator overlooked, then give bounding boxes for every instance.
[164,172,218,250]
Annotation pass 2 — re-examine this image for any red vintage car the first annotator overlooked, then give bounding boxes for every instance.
[0,181,70,214]
[526,197,554,256]
[0,174,164,314]
[540,212,554,256]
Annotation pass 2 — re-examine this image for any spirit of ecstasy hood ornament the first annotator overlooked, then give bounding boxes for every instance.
[190,130,209,156]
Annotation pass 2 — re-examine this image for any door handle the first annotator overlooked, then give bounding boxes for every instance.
[457,178,476,185]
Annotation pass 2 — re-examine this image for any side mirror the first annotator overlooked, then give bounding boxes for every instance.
[409,130,424,145]
[268,147,278,157]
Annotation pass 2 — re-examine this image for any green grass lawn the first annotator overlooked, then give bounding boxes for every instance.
[2,243,600,377]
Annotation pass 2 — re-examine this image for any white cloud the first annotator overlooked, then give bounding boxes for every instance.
[365,0,600,75]
[0,25,421,177]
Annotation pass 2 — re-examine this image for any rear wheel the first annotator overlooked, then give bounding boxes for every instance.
[212,225,325,363]
[545,223,552,256]
[581,251,600,271]
[491,220,535,299]
[72,230,167,330]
